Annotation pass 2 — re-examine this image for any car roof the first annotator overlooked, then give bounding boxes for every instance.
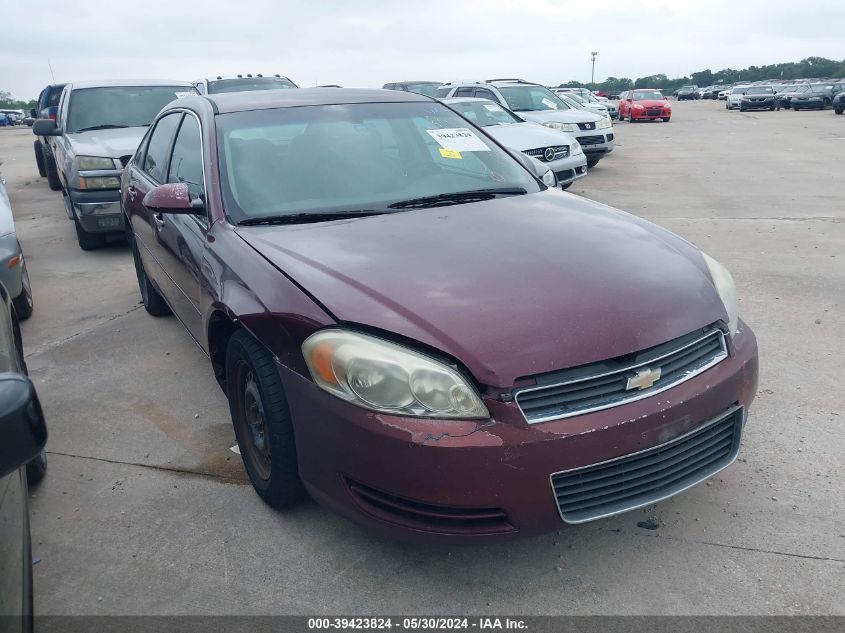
[204,87,431,113]
[440,97,499,104]
[67,79,196,89]
[199,75,294,81]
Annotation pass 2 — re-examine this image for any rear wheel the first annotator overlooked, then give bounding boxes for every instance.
[12,259,33,320]
[26,451,47,485]
[662,117,670,122]
[131,235,171,316]
[43,148,62,191]
[226,330,305,508]
[34,141,46,177]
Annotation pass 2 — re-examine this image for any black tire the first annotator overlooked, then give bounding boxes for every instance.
[835,108,843,115]
[12,258,34,320]
[73,216,106,251]
[560,182,571,191]
[628,110,634,122]
[586,157,601,168]
[740,105,746,112]
[131,236,171,316]
[662,117,670,122]
[43,148,62,191]
[34,140,46,177]
[26,451,47,485]
[769,105,775,111]
[226,330,304,508]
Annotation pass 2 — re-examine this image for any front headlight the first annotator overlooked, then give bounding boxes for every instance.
[572,142,583,155]
[302,330,489,419]
[78,176,121,190]
[541,168,557,187]
[633,103,644,110]
[702,253,739,335]
[543,121,576,133]
[76,156,115,170]
[598,117,612,129]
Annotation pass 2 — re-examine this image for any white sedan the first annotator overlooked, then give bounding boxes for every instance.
[441,97,588,189]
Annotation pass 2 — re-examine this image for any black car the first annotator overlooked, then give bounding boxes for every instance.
[775,84,809,110]
[790,83,844,110]
[834,92,845,115]
[740,86,776,111]
[0,281,48,632]
[382,81,441,97]
[32,83,66,187]
[676,86,699,101]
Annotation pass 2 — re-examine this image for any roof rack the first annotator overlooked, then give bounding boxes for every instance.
[486,78,531,84]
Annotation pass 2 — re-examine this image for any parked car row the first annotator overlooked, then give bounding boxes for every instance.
[723,82,845,112]
[23,73,758,543]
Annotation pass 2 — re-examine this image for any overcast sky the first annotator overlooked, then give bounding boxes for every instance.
[2,0,843,99]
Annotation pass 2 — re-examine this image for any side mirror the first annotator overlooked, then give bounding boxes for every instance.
[142,182,204,214]
[0,374,47,479]
[32,118,61,136]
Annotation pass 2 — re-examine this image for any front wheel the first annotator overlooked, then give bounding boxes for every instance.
[74,217,106,251]
[131,235,171,316]
[226,330,305,508]
[560,182,572,191]
[662,117,670,122]
[26,451,47,485]
[835,108,843,115]
[43,149,62,191]
[34,141,46,177]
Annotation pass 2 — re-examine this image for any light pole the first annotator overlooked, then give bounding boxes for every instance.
[590,51,598,87]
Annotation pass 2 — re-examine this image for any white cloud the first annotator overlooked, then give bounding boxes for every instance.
[1,0,842,99]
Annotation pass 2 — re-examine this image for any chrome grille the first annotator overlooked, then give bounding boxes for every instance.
[515,327,728,424]
[523,146,570,162]
[551,406,743,523]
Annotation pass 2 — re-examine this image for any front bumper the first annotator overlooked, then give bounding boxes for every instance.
[740,98,775,110]
[574,130,614,156]
[547,153,588,186]
[630,108,671,121]
[68,189,125,233]
[283,322,758,541]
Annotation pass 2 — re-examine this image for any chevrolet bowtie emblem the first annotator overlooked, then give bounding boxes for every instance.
[626,367,662,391]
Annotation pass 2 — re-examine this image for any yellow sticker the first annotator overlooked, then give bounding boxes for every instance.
[439,148,462,159]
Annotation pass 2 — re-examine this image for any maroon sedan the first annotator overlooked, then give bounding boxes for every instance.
[121,89,757,540]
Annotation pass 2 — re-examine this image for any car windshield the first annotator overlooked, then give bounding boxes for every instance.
[496,86,572,112]
[731,87,750,95]
[633,91,663,100]
[404,83,440,97]
[66,86,197,133]
[206,77,297,94]
[745,87,773,95]
[216,101,540,223]
[447,100,522,126]
[810,85,833,93]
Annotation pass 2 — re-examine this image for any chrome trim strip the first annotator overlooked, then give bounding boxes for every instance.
[79,169,122,178]
[515,329,727,424]
[549,405,743,524]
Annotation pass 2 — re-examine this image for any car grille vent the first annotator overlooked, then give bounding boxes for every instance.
[551,406,742,523]
[346,479,515,535]
[515,326,728,423]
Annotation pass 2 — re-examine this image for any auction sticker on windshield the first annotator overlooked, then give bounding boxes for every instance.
[427,128,490,152]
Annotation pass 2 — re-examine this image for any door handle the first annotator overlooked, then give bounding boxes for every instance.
[152,212,166,230]
[127,184,137,201]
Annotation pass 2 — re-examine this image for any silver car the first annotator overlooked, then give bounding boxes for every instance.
[32,79,198,250]
[553,88,618,119]
[442,97,587,189]
[0,177,33,319]
[726,85,751,110]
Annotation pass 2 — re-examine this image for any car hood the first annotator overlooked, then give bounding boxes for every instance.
[66,127,148,159]
[517,109,603,125]
[483,122,577,151]
[633,100,668,107]
[236,191,727,388]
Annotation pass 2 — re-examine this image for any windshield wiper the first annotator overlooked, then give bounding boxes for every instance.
[237,210,387,226]
[74,124,131,132]
[388,188,527,210]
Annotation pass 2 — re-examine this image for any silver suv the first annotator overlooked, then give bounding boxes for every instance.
[32,80,197,250]
[436,80,613,167]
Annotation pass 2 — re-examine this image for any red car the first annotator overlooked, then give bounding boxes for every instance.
[619,88,672,122]
[121,88,757,541]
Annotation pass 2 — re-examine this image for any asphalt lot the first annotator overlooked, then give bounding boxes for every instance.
[1,100,843,615]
